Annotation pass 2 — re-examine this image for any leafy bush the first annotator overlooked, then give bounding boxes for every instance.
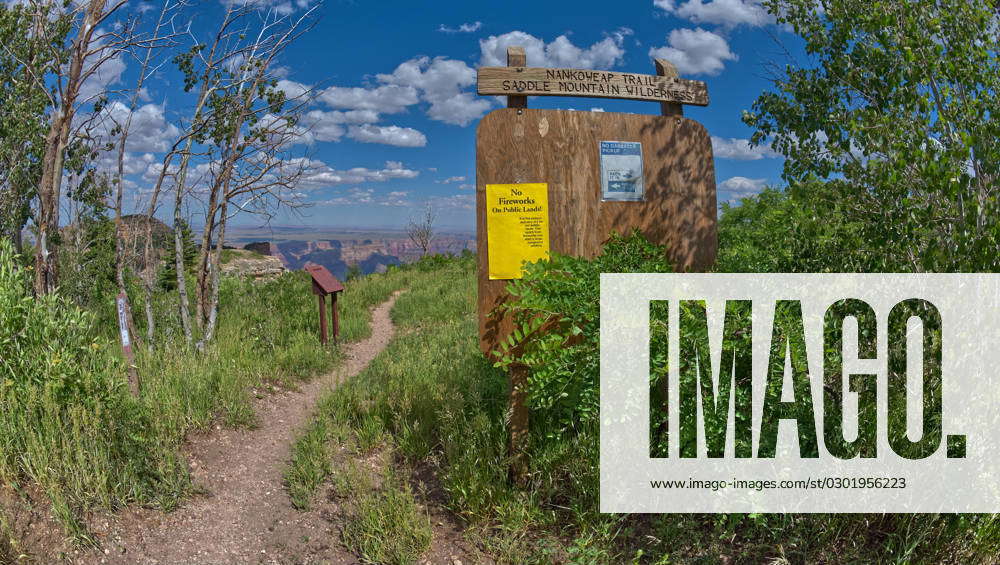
[496,231,673,435]
[0,240,186,537]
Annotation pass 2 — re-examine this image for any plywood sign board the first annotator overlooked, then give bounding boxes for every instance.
[476,108,717,355]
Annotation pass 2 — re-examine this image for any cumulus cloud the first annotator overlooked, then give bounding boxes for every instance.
[655,0,772,28]
[377,57,492,126]
[302,109,383,142]
[437,176,466,184]
[719,176,766,191]
[315,187,413,207]
[429,194,475,210]
[648,28,737,76]
[276,79,311,100]
[439,21,482,33]
[317,84,419,114]
[711,136,781,160]
[718,176,767,202]
[479,29,632,69]
[293,159,420,190]
[89,102,181,153]
[78,40,126,103]
[347,124,427,147]
[381,190,411,206]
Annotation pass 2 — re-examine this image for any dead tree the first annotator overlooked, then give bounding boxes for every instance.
[407,204,437,256]
[98,0,182,353]
[189,3,318,342]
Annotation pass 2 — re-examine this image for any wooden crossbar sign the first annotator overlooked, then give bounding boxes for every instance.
[477,66,709,106]
[475,47,718,482]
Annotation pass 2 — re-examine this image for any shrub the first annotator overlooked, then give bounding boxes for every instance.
[0,240,186,535]
[496,231,673,435]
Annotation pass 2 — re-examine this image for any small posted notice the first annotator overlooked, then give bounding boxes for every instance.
[600,141,644,201]
[486,183,550,280]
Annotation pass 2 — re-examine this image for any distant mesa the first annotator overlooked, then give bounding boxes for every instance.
[237,231,475,279]
[244,241,275,256]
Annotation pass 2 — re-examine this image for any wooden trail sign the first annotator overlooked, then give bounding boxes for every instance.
[477,66,709,106]
[476,47,718,481]
[306,264,345,345]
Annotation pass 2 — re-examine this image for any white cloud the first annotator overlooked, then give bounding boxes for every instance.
[347,124,428,147]
[78,43,126,103]
[719,176,766,191]
[718,176,767,201]
[315,187,413,207]
[438,176,466,184]
[265,108,384,145]
[89,102,181,153]
[293,159,420,190]
[655,0,773,28]
[377,56,492,126]
[381,190,411,206]
[276,79,311,100]
[711,136,781,160]
[479,29,632,69]
[305,109,380,140]
[95,151,157,178]
[648,28,737,76]
[457,183,474,190]
[439,21,482,33]
[429,194,475,210]
[317,84,419,114]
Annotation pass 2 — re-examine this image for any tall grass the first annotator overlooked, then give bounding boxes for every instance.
[286,253,1000,563]
[0,238,413,541]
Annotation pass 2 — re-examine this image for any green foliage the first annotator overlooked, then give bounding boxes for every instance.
[287,251,1000,562]
[716,184,866,273]
[747,0,1000,272]
[340,473,433,565]
[2,238,415,542]
[158,219,197,291]
[345,263,362,282]
[0,240,186,535]
[0,2,68,243]
[496,231,673,435]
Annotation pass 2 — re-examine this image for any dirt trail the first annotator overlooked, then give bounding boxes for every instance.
[81,293,405,565]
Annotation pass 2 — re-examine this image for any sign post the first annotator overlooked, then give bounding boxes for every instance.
[306,264,345,345]
[476,48,718,482]
[116,292,141,395]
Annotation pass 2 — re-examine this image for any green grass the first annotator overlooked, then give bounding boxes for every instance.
[0,239,415,545]
[286,253,1000,563]
[340,471,433,565]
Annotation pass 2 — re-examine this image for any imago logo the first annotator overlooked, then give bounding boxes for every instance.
[599,274,1000,513]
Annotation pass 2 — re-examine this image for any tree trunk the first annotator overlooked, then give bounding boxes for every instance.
[195,182,223,328]
[173,179,193,343]
[142,161,171,346]
[201,199,229,346]
[34,119,68,295]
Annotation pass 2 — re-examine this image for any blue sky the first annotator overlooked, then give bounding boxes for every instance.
[103,0,801,230]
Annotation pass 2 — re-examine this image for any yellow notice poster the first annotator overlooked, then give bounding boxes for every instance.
[486,183,550,279]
